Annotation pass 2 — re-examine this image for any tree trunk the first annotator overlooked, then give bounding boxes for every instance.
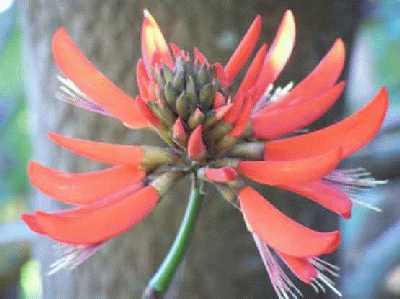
[19,0,360,298]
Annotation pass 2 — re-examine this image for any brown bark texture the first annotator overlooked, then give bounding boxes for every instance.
[19,0,360,298]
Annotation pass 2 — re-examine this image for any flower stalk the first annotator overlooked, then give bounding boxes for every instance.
[143,174,203,299]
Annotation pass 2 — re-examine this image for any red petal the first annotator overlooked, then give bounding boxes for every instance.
[214,103,233,120]
[205,167,238,183]
[21,214,44,234]
[52,28,147,128]
[194,47,208,65]
[28,161,145,205]
[264,88,389,160]
[187,125,206,160]
[136,96,161,127]
[141,10,173,74]
[223,94,244,125]
[136,59,154,100]
[282,180,352,218]
[23,186,159,244]
[213,92,226,109]
[253,10,296,101]
[252,81,345,139]
[214,63,228,87]
[48,132,145,166]
[229,96,253,137]
[170,43,189,61]
[240,186,340,257]
[238,148,342,186]
[259,39,345,113]
[278,252,317,283]
[224,15,262,84]
[234,44,268,102]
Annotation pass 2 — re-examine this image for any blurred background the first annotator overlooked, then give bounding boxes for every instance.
[0,0,399,298]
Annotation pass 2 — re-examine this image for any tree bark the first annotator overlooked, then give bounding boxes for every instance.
[19,0,360,298]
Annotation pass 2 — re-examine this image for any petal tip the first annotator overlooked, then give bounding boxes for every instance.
[22,213,43,234]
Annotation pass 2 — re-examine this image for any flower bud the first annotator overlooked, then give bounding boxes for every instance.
[164,81,178,108]
[188,108,205,129]
[199,83,215,111]
[176,92,190,120]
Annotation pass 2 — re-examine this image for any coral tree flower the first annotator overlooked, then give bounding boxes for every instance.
[22,9,388,297]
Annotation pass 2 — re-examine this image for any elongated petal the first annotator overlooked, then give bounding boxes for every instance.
[49,132,144,166]
[259,39,345,113]
[141,10,173,73]
[240,186,340,257]
[229,96,253,137]
[278,252,317,283]
[48,132,174,169]
[234,44,268,102]
[238,148,341,186]
[264,88,389,160]
[136,97,161,127]
[136,59,154,100]
[52,28,147,128]
[223,94,244,124]
[282,181,352,218]
[22,186,159,244]
[213,92,226,109]
[224,15,262,84]
[28,161,145,205]
[252,81,345,139]
[194,47,208,65]
[253,10,296,101]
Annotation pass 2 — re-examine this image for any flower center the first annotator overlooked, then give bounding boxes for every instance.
[147,55,233,165]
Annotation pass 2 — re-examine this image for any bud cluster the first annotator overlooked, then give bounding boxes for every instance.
[143,54,241,163]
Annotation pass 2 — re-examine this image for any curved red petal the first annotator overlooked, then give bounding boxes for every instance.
[194,47,208,65]
[213,92,226,109]
[238,148,342,186]
[253,10,296,101]
[278,252,317,283]
[229,96,253,137]
[136,59,154,100]
[252,81,345,139]
[259,39,345,113]
[141,10,173,74]
[28,161,145,205]
[282,180,352,218]
[21,214,44,234]
[24,186,159,244]
[264,88,389,160]
[48,132,144,166]
[223,94,245,125]
[234,44,268,102]
[224,15,262,84]
[240,186,341,257]
[136,96,161,127]
[52,28,148,128]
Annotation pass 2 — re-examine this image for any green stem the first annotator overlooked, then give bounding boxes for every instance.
[143,174,203,299]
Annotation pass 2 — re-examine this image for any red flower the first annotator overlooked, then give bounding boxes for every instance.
[22,9,388,297]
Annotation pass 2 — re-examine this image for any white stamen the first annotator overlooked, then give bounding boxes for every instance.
[308,257,342,297]
[56,75,112,116]
[324,168,387,212]
[48,242,105,275]
[252,82,294,114]
[316,273,342,297]
[252,233,303,299]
